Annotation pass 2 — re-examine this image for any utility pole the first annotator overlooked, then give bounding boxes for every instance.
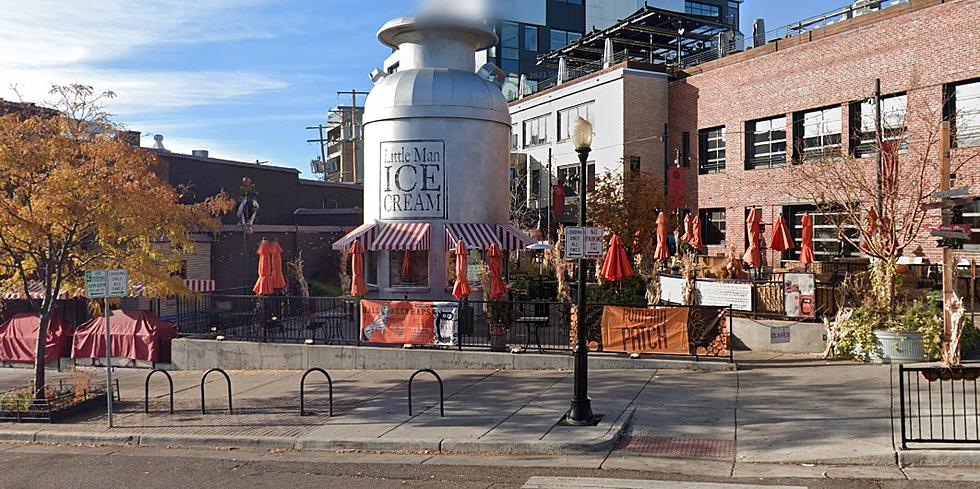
[939,121,955,349]
[874,78,884,217]
[305,124,329,179]
[338,89,370,182]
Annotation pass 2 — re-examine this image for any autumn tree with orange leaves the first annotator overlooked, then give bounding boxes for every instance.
[0,85,233,399]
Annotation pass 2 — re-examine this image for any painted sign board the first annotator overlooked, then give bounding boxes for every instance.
[771,326,791,344]
[379,140,447,220]
[784,273,816,319]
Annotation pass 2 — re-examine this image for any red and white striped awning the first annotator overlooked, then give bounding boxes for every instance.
[445,223,501,250]
[185,279,215,293]
[2,283,75,301]
[332,223,378,251]
[497,224,536,251]
[372,222,431,251]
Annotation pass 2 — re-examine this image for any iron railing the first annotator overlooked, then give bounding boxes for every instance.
[898,365,980,448]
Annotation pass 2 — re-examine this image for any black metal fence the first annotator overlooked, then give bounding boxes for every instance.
[897,365,980,448]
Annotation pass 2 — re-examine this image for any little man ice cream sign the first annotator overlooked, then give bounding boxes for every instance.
[380,140,446,220]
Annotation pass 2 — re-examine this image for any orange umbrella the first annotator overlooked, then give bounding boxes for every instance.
[452,240,471,300]
[681,213,693,242]
[253,239,275,296]
[769,214,794,252]
[601,234,633,282]
[653,211,671,262]
[689,214,704,249]
[269,240,287,290]
[487,243,507,300]
[349,240,368,297]
[743,208,762,268]
[799,212,815,266]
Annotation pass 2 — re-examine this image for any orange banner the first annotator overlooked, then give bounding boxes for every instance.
[360,300,435,344]
[601,306,691,354]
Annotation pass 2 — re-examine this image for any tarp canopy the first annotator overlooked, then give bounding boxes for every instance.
[0,313,72,363]
[72,309,177,363]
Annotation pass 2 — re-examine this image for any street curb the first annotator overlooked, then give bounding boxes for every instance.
[0,408,634,455]
[898,449,980,467]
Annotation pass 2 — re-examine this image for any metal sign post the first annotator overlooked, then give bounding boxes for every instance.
[85,269,128,429]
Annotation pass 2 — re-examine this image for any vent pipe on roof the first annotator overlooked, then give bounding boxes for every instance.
[518,74,528,99]
[152,134,167,151]
[602,38,614,68]
[192,150,209,158]
[752,18,766,48]
[557,57,568,85]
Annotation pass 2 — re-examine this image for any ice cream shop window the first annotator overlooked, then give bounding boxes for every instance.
[447,249,483,286]
[390,251,429,287]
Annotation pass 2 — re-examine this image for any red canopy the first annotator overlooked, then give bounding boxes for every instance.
[800,212,816,266]
[770,214,795,252]
[452,240,472,300]
[601,234,633,282]
[72,309,177,363]
[349,240,368,297]
[743,208,762,268]
[253,240,276,296]
[487,243,507,300]
[0,313,71,363]
[653,211,671,262]
[269,240,287,291]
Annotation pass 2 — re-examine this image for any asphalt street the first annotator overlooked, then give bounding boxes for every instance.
[0,444,976,489]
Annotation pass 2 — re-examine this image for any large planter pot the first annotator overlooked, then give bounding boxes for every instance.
[489,325,508,352]
[874,330,927,364]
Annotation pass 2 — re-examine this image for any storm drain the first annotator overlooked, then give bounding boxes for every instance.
[616,435,736,459]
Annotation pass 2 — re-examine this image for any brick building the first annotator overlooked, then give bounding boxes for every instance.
[670,0,980,265]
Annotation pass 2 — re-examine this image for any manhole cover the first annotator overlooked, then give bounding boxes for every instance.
[616,435,735,459]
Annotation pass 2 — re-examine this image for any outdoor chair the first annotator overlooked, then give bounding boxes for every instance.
[307,300,354,345]
[515,301,550,353]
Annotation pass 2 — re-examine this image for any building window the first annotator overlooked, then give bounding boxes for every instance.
[726,1,739,27]
[699,126,726,174]
[550,29,582,51]
[851,93,908,158]
[951,80,980,147]
[682,132,691,167]
[510,125,519,151]
[390,251,428,287]
[685,1,721,17]
[558,102,594,142]
[500,21,520,74]
[784,205,861,260]
[628,156,641,176]
[447,250,483,286]
[794,106,842,162]
[700,208,726,245]
[524,25,539,52]
[557,162,595,217]
[747,116,787,169]
[366,251,378,286]
[523,114,550,148]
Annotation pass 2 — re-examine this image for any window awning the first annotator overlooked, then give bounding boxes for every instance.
[184,279,215,293]
[372,222,431,251]
[445,223,502,250]
[497,224,536,251]
[332,223,378,251]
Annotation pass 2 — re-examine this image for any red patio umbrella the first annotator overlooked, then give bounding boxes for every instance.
[769,214,794,252]
[452,239,471,300]
[601,234,633,282]
[253,239,276,296]
[800,212,815,267]
[269,240,287,291]
[487,243,507,300]
[743,208,762,268]
[349,240,368,297]
[681,213,693,242]
[690,214,704,249]
[653,211,671,262]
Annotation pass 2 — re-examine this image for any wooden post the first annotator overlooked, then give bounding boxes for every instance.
[939,121,955,348]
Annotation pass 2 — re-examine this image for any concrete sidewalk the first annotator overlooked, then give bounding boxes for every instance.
[0,359,977,469]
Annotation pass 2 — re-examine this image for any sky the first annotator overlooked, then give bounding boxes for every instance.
[1,0,844,177]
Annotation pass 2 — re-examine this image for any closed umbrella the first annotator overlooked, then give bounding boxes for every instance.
[800,212,815,267]
[601,234,633,282]
[452,240,471,300]
[743,208,762,269]
[653,211,671,262]
[681,213,693,242]
[690,214,704,249]
[770,214,794,252]
[253,239,275,296]
[487,243,507,300]
[269,240,287,291]
[349,240,368,297]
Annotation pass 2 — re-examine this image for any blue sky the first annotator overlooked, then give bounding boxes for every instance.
[1,0,843,176]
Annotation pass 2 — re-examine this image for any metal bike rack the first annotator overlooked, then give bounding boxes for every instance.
[300,368,334,417]
[408,369,444,417]
[200,368,233,415]
[144,369,174,414]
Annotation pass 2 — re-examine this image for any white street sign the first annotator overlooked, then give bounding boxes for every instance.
[106,269,129,297]
[584,227,604,259]
[566,227,604,260]
[84,271,108,298]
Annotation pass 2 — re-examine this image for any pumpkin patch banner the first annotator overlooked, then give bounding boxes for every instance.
[601,306,691,355]
[360,300,435,344]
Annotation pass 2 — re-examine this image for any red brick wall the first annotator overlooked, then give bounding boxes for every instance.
[668,0,980,264]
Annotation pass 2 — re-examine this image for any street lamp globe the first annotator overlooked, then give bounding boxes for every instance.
[572,116,593,151]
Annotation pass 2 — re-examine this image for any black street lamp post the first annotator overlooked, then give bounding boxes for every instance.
[567,116,595,426]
